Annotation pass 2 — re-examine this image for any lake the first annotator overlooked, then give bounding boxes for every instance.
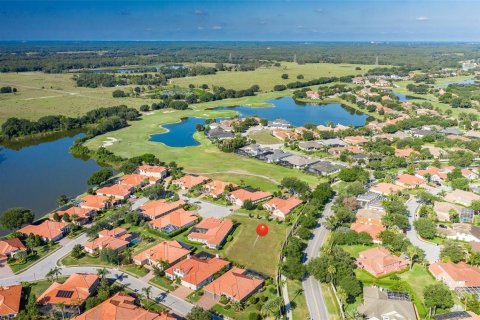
[437,79,476,88]
[394,92,413,101]
[150,97,368,147]
[0,133,101,234]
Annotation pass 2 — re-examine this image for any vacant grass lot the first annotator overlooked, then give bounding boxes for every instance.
[249,129,282,144]
[222,214,288,277]
[287,279,309,320]
[171,62,377,91]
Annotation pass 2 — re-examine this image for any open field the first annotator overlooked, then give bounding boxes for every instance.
[248,129,282,144]
[222,214,288,277]
[170,62,378,91]
[287,279,309,320]
[0,72,159,124]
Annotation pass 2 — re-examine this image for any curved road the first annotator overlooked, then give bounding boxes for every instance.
[302,199,335,320]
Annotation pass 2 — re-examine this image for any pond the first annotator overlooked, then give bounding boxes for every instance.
[150,97,368,147]
[394,92,413,102]
[0,133,101,235]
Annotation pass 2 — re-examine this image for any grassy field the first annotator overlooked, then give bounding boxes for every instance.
[321,283,342,320]
[171,62,377,91]
[249,129,282,144]
[222,214,288,277]
[10,245,60,273]
[0,72,160,124]
[287,279,309,320]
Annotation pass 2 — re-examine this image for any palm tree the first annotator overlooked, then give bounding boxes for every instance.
[232,301,243,312]
[96,267,109,280]
[47,267,61,282]
[142,286,152,308]
[123,248,133,264]
[407,245,418,270]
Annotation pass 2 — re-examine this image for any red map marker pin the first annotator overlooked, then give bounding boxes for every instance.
[256,223,269,237]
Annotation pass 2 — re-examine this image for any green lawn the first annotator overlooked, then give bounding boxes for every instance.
[340,244,376,258]
[248,129,282,144]
[287,279,309,320]
[222,214,288,277]
[121,264,149,277]
[150,276,175,292]
[321,283,342,320]
[60,252,110,267]
[25,276,68,298]
[10,245,60,273]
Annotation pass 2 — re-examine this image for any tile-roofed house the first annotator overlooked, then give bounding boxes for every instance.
[357,286,417,320]
[237,144,271,157]
[98,227,128,239]
[72,292,174,320]
[434,201,462,222]
[172,174,209,190]
[355,208,385,225]
[351,222,385,243]
[165,254,230,290]
[395,174,426,188]
[279,154,319,169]
[263,197,303,220]
[415,166,450,183]
[439,223,480,242]
[445,190,480,207]
[306,161,343,176]
[137,165,168,179]
[119,174,154,188]
[19,220,69,242]
[0,238,26,261]
[148,208,198,233]
[83,228,131,254]
[50,207,94,225]
[188,218,234,249]
[429,261,480,290]
[343,136,369,145]
[203,180,238,198]
[80,194,112,211]
[306,90,320,99]
[395,148,417,158]
[328,145,364,156]
[140,199,185,220]
[96,184,132,200]
[356,247,409,277]
[370,183,404,196]
[134,240,191,269]
[462,168,478,180]
[228,189,272,206]
[0,284,22,319]
[204,267,265,303]
[38,273,99,316]
[272,129,296,141]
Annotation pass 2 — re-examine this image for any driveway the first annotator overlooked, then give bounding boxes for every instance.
[406,196,440,263]
[180,195,233,218]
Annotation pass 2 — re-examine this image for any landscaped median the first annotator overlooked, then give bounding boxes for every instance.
[10,244,60,274]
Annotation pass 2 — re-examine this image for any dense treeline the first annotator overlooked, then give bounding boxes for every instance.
[1,105,139,139]
[1,41,478,72]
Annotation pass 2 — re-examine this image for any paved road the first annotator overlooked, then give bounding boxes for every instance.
[406,196,440,263]
[180,195,233,218]
[302,199,335,320]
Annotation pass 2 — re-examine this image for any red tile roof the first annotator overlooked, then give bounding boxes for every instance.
[429,261,480,287]
[396,174,425,186]
[50,207,93,221]
[165,256,230,286]
[356,247,408,277]
[119,174,151,188]
[83,235,130,252]
[96,184,132,198]
[204,267,264,302]
[229,189,272,203]
[173,175,209,189]
[133,240,191,265]
[188,218,234,247]
[204,180,238,197]
[395,148,417,158]
[264,197,303,216]
[80,195,111,210]
[351,222,385,242]
[0,238,26,258]
[98,227,127,238]
[148,208,198,230]
[138,165,168,174]
[37,273,99,306]
[19,220,67,240]
[140,199,185,219]
[0,284,22,317]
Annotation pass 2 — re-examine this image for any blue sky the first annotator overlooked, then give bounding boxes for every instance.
[1,0,479,41]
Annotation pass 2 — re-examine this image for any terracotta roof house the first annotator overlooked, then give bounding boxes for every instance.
[148,208,198,233]
[96,184,132,200]
[118,174,152,188]
[434,201,462,222]
[358,286,417,320]
[395,174,426,188]
[356,247,409,277]
[80,195,112,211]
[228,189,272,206]
[137,165,168,179]
[416,166,449,183]
[328,145,364,156]
[83,229,131,254]
[272,129,296,141]
[0,284,22,319]
[462,169,478,180]
[98,227,128,239]
[370,183,404,196]
[351,222,385,243]
[204,267,264,303]
[395,148,417,158]
[19,220,69,242]
[140,199,185,220]
[355,208,385,225]
[429,261,480,290]
[72,292,174,320]
[306,90,320,99]
[172,175,209,190]
[38,273,99,316]
[165,254,230,290]
[50,207,94,225]
[343,136,369,145]
[263,197,303,220]
[445,190,480,207]
[188,218,234,249]
[134,240,191,269]
[203,180,238,198]
[439,223,480,242]
[0,238,26,261]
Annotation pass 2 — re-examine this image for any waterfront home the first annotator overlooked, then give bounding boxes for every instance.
[133,240,191,269]
[306,161,344,176]
[172,174,209,190]
[83,229,131,254]
[429,262,480,290]
[119,173,154,188]
[279,154,319,169]
[228,189,272,206]
[267,118,291,129]
[19,220,69,242]
[434,201,462,222]
[203,180,238,198]
[187,217,233,249]
[439,223,480,242]
[50,207,94,225]
[444,189,480,207]
[96,184,132,200]
[306,90,320,99]
[137,165,169,179]
[356,247,409,277]
[395,174,426,189]
[206,128,235,141]
[263,197,303,220]
[272,128,296,141]
[370,182,404,196]
[358,286,417,320]
[204,267,265,303]
[79,194,112,211]
[165,253,230,290]
[0,238,26,262]
[37,273,99,317]
[148,208,198,233]
[0,284,22,319]
[72,292,175,320]
[140,199,185,220]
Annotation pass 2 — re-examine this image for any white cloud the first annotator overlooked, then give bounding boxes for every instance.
[211,25,223,30]
[416,16,429,21]
[197,26,205,30]
[193,9,207,16]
